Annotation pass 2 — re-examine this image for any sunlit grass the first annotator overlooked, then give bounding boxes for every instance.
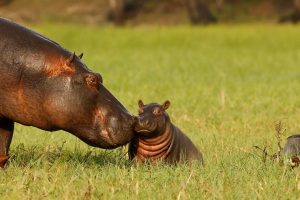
[1,23,300,199]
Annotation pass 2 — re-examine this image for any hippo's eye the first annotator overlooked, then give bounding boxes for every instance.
[85,74,100,90]
[153,108,161,116]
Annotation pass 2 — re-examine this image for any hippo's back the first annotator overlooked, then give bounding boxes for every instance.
[282,134,300,156]
[167,125,204,164]
[0,18,68,74]
[0,18,72,127]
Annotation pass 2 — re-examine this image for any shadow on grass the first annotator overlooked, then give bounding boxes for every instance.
[9,143,131,168]
[8,143,205,171]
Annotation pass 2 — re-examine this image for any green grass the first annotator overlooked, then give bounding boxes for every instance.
[1,23,300,199]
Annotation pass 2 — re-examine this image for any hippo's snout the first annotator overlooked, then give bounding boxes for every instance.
[134,116,157,134]
[98,113,136,148]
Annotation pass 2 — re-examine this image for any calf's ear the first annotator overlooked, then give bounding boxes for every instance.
[138,100,144,108]
[162,100,170,110]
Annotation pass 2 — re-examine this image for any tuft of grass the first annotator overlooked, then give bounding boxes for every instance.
[1,23,300,199]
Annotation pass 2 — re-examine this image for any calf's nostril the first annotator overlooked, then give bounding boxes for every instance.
[141,120,149,126]
[132,116,138,124]
[132,115,137,122]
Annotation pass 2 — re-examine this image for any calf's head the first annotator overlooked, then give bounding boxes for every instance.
[134,100,170,136]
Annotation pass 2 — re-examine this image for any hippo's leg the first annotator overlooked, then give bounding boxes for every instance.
[0,118,14,168]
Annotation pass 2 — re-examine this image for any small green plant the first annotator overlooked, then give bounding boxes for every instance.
[253,120,300,169]
[274,121,285,157]
[253,121,286,166]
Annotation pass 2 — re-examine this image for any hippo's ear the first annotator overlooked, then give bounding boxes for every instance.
[78,53,83,59]
[138,100,144,108]
[162,100,170,110]
[67,52,76,65]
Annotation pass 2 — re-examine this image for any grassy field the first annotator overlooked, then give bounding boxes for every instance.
[1,23,300,199]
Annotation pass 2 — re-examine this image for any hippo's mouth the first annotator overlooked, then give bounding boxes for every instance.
[134,124,157,134]
[135,129,152,133]
[97,127,133,148]
[134,122,157,134]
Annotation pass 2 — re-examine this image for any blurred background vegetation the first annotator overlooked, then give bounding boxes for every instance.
[1,0,300,25]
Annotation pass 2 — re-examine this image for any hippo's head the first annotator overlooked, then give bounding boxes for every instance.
[134,100,170,136]
[44,52,135,149]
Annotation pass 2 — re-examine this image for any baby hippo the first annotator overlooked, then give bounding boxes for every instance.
[128,100,203,164]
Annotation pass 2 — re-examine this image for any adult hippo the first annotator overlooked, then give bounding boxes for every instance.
[0,18,135,167]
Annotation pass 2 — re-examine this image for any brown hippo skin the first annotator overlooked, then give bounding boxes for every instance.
[282,134,300,156]
[0,18,136,167]
[128,100,203,164]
